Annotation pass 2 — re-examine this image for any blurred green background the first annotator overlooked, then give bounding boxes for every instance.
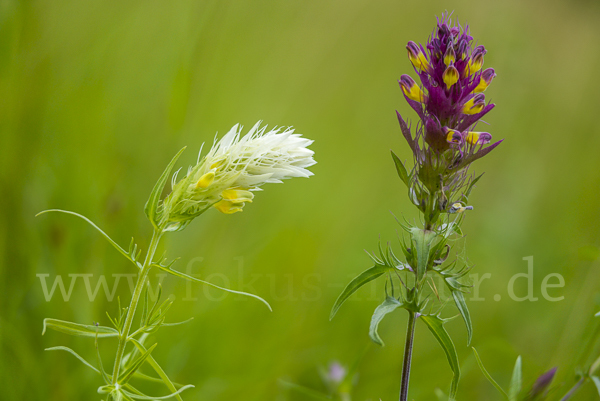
[2,0,600,399]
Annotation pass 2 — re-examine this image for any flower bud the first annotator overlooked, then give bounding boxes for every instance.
[456,40,468,60]
[528,368,557,399]
[214,200,244,214]
[406,41,429,72]
[462,94,485,115]
[466,45,486,75]
[449,202,473,213]
[473,68,496,93]
[221,188,254,203]
[443,46,456,66]
[195,170,215,188]
[442,64,459,89]
[465,131,492,145]
[444,127,462,144]
[400,75,427,103]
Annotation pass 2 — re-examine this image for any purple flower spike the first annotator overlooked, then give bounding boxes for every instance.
[398,12,502,166]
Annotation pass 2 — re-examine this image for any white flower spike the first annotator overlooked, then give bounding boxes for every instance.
[161,122,315,231]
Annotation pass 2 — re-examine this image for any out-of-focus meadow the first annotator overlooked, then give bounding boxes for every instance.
[2,0,600,399]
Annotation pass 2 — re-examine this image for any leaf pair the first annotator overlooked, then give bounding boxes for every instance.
[367,297,460,400]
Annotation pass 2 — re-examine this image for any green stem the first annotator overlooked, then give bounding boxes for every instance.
[399,310,417,401]
[111,229,162,384]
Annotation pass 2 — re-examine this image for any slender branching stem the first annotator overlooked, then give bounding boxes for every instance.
[111,229,162,384]
[399,310,417,401]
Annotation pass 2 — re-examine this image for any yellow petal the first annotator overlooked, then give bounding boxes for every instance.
[442,65,459,90]
[214,200,243,214]
[195,171,215,189]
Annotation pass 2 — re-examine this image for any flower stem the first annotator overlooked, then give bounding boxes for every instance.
[399,310,417,401]
[111,229,162,384]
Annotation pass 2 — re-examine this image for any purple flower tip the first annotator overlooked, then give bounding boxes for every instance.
[399,12,502,165]
[529,367,557,397]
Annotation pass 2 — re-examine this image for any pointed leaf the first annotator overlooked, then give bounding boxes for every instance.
[153,264,272,311]
[36,209,139,268]
[42,318,119,338]
[122,384,194,400]
[590,355,600,375]
[411,228,437,282]
[463,173,484,201]
[132,371,182,387]
[508,356,522,401]
[95,330,111,384]
[472,348,509,400]
[330,264,391,320]
[118,343,157,385]
[118,344,158,384]
[452,291,473,345]
[145,147,186,230]
[391,151,410,188]
[45,346,100,374]
[421,315,460,400]
[129,338,184,401]
[592,376,600,396]
[369,297,403,346]
[161,317,194,327]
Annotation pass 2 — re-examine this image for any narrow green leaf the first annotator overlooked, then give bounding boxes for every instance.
[279,380,332,400]
[369,297,403,346]
[132,371,182,387]
[452,291,473,345]
[122,384,194,400]
[42,318,119,338]
[411,228,437,282]
[391,151,410,188]
[421,315,460,400]
[130,338,184,401]
[463,173,484,201]
[161,317,194,327]
[153,264,272,312]
[45,346,100,374]
[330,264,391,320]
[120,391,137,401]
[118,343,158,385]
[589,354,600,376]
[472,348,509,400]
[508,356,522,401]
[592,376,600,396]
[36,209,139,268]
[95,330,111,384]
[144,147,186,230]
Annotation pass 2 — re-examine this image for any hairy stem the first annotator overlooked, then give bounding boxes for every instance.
[399,310,417,401]
[111,229,162,384]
